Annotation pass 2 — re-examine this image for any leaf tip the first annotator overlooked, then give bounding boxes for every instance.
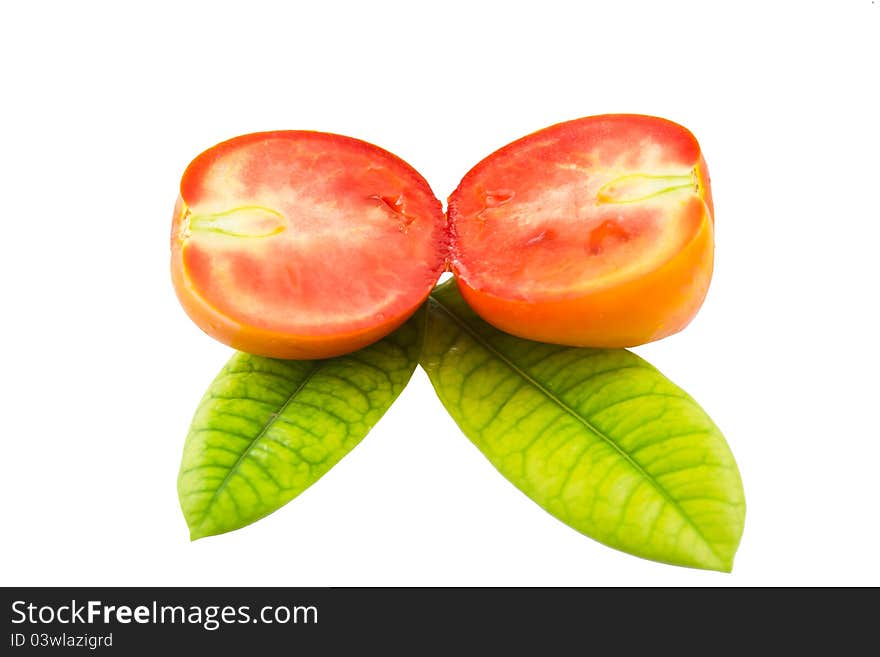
[694,551,736,573]
[183,510,212,541]
[186,515,221,541]
[717,556,736,574]
[187,522,208,541]
[708,561,734,574]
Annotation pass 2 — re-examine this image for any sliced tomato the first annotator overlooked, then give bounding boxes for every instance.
[171,131,447,359]
[448,114,714,348]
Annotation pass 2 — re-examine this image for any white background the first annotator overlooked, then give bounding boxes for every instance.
[2,1,878,586]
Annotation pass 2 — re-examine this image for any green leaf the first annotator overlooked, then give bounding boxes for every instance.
[178,309,423,539]
[420,281,745,571]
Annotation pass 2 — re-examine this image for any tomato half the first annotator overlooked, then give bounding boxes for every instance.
[448,114,714,348]
[171,131,447,359]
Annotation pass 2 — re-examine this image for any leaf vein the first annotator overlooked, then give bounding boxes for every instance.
[428,295,726,567]
[189,361,324,531]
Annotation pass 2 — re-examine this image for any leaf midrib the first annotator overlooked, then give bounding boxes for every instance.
[191,360,323,534]
[427,295,725,569]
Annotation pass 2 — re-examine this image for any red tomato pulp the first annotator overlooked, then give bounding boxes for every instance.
[172,116,715,357]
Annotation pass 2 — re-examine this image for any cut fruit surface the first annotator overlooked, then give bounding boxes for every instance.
[171,131,447,359]
[448,114,714,348]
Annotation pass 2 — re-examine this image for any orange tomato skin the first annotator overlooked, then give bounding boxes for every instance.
[450,116,715,348]
[170,195,423,359]
[455,200,713,348]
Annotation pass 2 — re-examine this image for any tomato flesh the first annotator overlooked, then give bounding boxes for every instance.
[173,117,714,356]
[448,115,714,347]
[171,131,447,358]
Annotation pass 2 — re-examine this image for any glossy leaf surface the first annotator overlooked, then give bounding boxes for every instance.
[178,310,422,539]
[421,281,745,571]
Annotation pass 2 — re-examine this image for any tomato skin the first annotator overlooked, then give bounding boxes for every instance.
[173,118,715,356]
[172,197,422,358]
[456,202,713,347]
[171,132,447,359]
[449,114,715,348]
